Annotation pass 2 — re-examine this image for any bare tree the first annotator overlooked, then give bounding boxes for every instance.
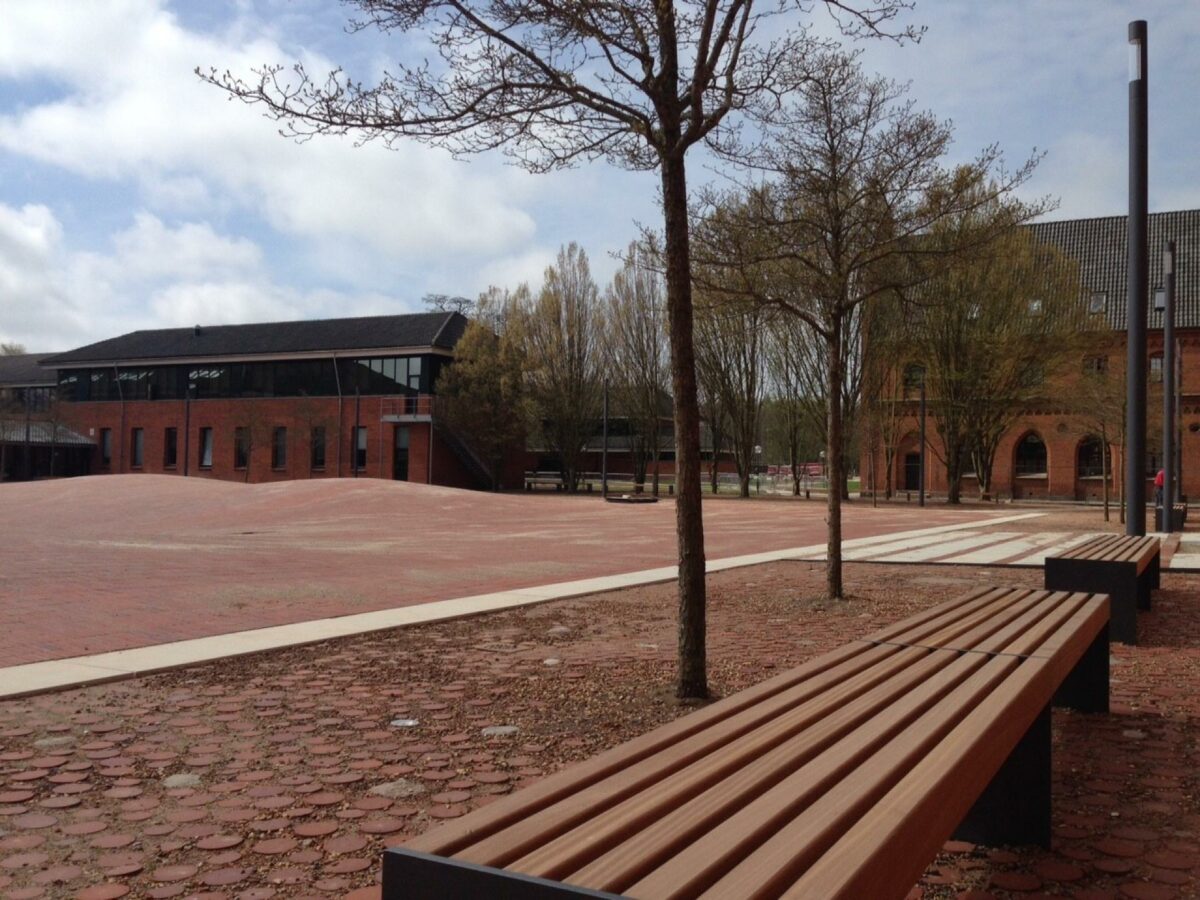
[913,209,1081,502]
[423,294,475,316]
[520,243,604,492]
[694,294,766,497]
[202,0,920,696]
[693,50,1042,599]
[1,343,27,356]
[606,242,668,494]
[763,314,814,496]
[436,292,529,488]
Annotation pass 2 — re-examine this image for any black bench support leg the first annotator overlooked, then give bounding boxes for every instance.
[1054,623,1110,714]
[953,705,1051,849]
[1046,561,1137,645]
[382,849,624,900]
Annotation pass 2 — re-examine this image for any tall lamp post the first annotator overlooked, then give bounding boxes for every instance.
[1160,241,1176,530]
[1125,19,1149,536]
[918,368,927,508]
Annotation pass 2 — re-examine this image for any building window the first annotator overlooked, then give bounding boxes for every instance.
[199,427,213,469]
[131,428,144,468]
[272,427,288,470]
[311,426,326,471]
[100,428,112,467]
[164,427,177,468]
[902,364,925,398]
[1083,355,1108,375]
[234,427,249,469]
[1077,436,1106,478]
[1088,291,1107,314]
[353,426,368,471]
[1015,432,1047,477]
[1150,355,1163,383]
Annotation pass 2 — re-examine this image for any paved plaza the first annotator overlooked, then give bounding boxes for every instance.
[0,475,1008,667]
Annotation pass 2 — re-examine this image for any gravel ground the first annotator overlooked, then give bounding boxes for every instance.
[0,560,1196,899]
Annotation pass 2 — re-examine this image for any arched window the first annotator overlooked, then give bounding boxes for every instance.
[1014,432,1047,477]
[1077,436,1106,478]
[902,364,925,398]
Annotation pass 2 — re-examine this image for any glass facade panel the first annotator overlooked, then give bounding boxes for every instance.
[100,428,112,466]
[131,428,144,467]
[311,426,326,470]
[200,428,214,468]
[353,426,368,471]
[56,357,429,401]
[234,427,249,469]
[272,427,288,469]
[164,427,177,467]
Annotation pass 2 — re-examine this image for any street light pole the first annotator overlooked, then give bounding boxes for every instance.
[601,380,609,499]
[918,371,927,508]
[1162,241,1176,530]
[1125,19,1149,536]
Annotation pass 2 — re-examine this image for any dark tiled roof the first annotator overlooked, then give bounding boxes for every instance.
[43,312,469,366]
[0,420,93,445]
[1028,209,1200,330]
[0,354,55,387]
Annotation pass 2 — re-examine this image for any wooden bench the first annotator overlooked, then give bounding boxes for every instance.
[1044,534,1159,645]
[383,585,1109,900]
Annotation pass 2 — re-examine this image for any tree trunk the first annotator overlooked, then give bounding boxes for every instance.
[825,317,845,600]
[1101,426,1110,523]
[662,150,707,699]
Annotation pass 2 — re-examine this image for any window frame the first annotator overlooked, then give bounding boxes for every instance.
[271,426,288,470]
[163,427,178,468]
[199,427,214,469]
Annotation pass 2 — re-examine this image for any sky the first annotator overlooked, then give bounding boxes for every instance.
[0,0,1197,352]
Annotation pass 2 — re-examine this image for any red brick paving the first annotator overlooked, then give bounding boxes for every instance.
[0,475,998,666]
[0,561,1194,897]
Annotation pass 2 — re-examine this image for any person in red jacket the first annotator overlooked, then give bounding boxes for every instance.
[1155,468,1165,509]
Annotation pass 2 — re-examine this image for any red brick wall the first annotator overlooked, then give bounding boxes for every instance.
[56,396,485,489]
[861,329,1200,501]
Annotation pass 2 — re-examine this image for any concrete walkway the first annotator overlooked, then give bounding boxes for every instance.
[0,512,1046,699]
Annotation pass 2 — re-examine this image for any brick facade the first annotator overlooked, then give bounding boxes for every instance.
[58,395,488,489]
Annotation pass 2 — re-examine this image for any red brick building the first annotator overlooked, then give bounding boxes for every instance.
[863,209,1200,502]
[37,311,497,489]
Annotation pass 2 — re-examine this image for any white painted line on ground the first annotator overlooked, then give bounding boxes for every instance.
[1011,532,1103,566]
[840,531,969,561]
[0,511,1047,699]
[948,532,1065,565]
[870,532,1022,563]
[1169,552,1200,570]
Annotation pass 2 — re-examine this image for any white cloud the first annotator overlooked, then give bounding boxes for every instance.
[0,202,409,350]
[0,0,539,263]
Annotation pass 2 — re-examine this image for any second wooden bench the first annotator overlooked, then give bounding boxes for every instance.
[1044,533,1159,644]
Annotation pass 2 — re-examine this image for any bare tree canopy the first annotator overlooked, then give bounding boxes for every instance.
[1,343,28,356]
[201,0,922,698]
[692,49,1045,599]
[423,293,475,316]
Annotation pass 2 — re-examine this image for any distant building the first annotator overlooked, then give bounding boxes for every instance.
[862,208,1200,502]
[0,354,93,480]
[35,311,501,488]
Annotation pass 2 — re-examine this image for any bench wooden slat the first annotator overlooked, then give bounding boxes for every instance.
[515,648,951,886]
[641,654,1025,900]
[779,658,1052,900]
[404,640,871,857]
[782,598,1106,900]
[450,643,908,869]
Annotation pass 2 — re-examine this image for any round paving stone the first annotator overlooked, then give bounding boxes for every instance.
[150,864,199,882]
[32,864,83,884]
[75,886,129,900]
[252,838,297,855]
[294,820,338,837]
[323,835,368,854]
[13,814,57,829]
[0,791,34,804]
[359,817,405,834]
[427,804,467,819]
[326,856,372,874]
[264,867,307,884]
[92,834,136,849]
[1,852,49,869]
[308,792,344,806]
[201,867,252,886]
[197,835,244,851]
[0,835,45,850]
[1119,884,1178,900]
